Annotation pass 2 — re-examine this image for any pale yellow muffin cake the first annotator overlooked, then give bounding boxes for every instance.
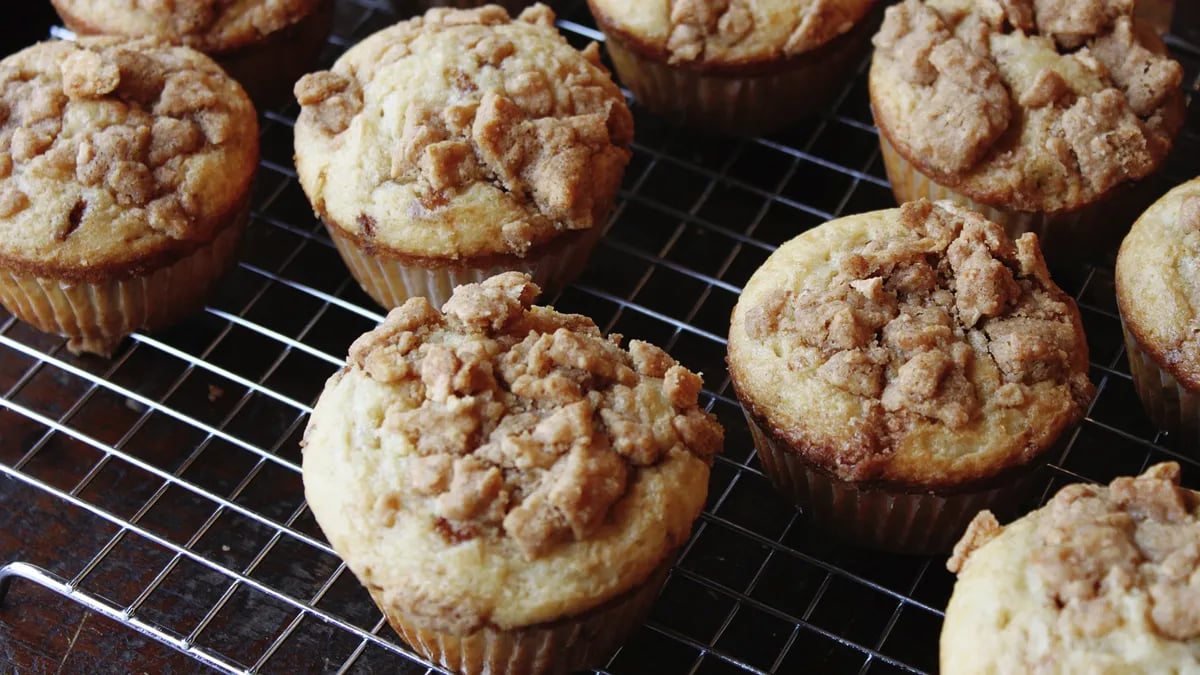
[942,463,1200,674]
[50,0,333,107]
[727,200,1094,553]
[869,0,1185,257]
[587,0,878,133]
[1116,176,1200,452]
[0,37,257,356]
[293,4,632,310]
[302,272,723,675]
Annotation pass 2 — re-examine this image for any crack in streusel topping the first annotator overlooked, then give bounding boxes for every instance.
[745,200,1092,472]
[873,0,1182,191]
[952,463,1200,642]
[294,5,633,252]
[343,272,722,559]
[0,37,251,241]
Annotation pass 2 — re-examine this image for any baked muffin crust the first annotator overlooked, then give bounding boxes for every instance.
[1117,178,1200,389]
[728,200,1093,486]
[50,0,325,54]
[293,5,633,261]
[303,273,721,632]
[943,463,1200,672]
[588,0,876,69]
[0,37,257,281]
[870,0,1184,212]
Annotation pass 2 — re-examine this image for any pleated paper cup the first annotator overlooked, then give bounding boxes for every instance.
[742,407,1053,555]
[1122,318,1200,454]
[878,134,1150,264]
[376,555,672,675]
[0,209,245,357]
[325,220,602,310]
[595,10,873,135]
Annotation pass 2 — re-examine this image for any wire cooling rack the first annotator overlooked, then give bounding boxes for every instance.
[1,2,1198,673]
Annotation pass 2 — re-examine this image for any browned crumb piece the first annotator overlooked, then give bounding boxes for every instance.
[1056,89,1155,195]
[1031,463,1200,641]
[353,273,723,558]
[946,510,1002,573]
[745,201,1092,477]
[1034,0,1131,49]
[1091,17,1184,117]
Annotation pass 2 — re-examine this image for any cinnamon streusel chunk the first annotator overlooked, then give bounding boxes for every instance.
[0,36,257,355]
[302,273,721,672]
[943,463,1200,673]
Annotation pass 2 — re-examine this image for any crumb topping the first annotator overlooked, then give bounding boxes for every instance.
[873,0,1182,196]
[53,0,322,53]
[744,201,1091,475]
[294,5,633,256]
[1030,463,1200,641]
[0,37,255,245]
[346,273,722,559]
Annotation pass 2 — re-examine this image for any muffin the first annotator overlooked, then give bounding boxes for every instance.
[293,5,632,310]
[1116,176,1200,451]
[726,200,1095,553]
[302,272,723,675]
[942,463,1200,673]
[0,37,257,356]
[869,0,1185,258]
[50,0,333,108]
[587,0,877,134]
[402,1,551,12]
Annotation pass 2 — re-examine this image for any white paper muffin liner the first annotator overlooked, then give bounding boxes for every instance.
[1121,318,1200,451]
[376,554,672,675]
[326,222,601,310]
[599,17,871,135]
[742,407,1053,555]
[0,212,245,357]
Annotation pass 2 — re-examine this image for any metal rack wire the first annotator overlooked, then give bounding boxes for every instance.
[1,1,1198,673]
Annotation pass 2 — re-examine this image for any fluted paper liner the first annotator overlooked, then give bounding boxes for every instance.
[1122,318,1200,454]
[0,212,245,357]
[374,554,672,675]
[742,408,1053,555]
[326,222,601,310]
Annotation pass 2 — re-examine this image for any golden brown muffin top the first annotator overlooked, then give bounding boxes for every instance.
[303,273,721,631]
[51,0,325,53]
[0,37,257,281]
[293,5,633,261]
[1116,177,1200,388]
[589,0,876,68]
[728,201,1094,485]
[870,0,1184,212]
[943,464,1200,671]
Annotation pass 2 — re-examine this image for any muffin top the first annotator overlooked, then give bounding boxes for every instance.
[1116,177,1200,387]
[870,0,1184,212]
[51,0,325,53]
[587,0,876,68]
[942,463,1200,672]
[0,37,257,281]
[727,200,1094,486]
[293,5,633,261]
[302,273,722,632]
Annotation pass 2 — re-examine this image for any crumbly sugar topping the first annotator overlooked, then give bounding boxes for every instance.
[744,200,1091,476]
[0,37,253,242]
[342,272,722,559]
[1030,464,1200,641]
[294,5,633,254]
[663,0,866,64]
[873,0,1182,195]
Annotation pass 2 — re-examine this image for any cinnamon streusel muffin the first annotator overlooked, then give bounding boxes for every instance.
[50,0,333,107]
[0,37,257,356]
[587,0,878,134]
[727,200,1094,553]
[1116,176,1200,453]
[293,4,632,310]
[869,0,1185,258]
[942,463,1200,673]
[302,273,723,675]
